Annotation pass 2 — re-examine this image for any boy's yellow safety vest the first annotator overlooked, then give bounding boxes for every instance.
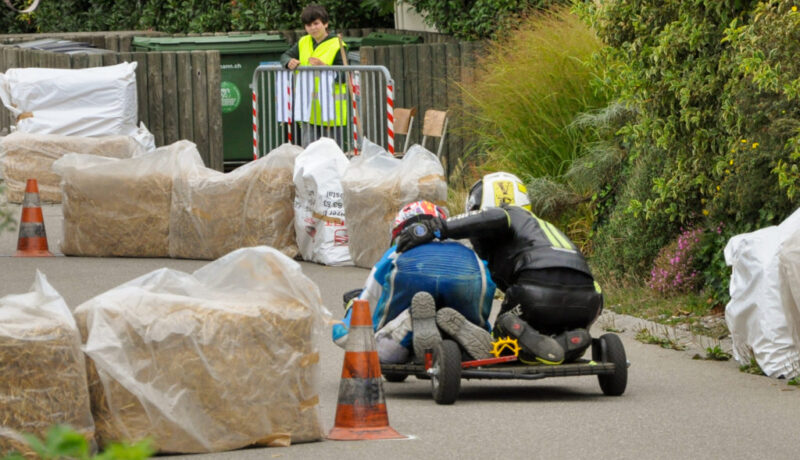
[298,35,348,127]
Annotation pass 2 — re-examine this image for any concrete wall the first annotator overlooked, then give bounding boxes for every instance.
[394,1,438,33]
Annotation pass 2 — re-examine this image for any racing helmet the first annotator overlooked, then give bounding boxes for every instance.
[465,172,531,212]
[391,200,447,243]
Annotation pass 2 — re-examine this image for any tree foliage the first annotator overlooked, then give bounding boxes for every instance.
[580,0,800,304]
[402,0,568,40]
[0,0,393,34]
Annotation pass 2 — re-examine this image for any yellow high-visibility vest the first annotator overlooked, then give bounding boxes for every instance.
[298,35,348,127]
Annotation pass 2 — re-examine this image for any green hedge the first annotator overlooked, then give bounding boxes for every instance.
[0,0,392,34]
[582,0,800,303]
[404,0,568,39]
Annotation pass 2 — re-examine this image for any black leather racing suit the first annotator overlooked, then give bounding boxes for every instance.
[444,205,603,335]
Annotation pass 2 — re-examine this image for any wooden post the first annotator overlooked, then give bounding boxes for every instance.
[176,51,195,143]
[162,52,179,146]
[191,50,209,166]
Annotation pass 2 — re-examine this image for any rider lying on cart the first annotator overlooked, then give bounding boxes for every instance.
[332,200,497,363]
[395,172,604,365]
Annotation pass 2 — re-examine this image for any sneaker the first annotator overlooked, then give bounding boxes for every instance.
[554,328,591,362]
[436,307,493,360]
[411,291,441,361]
[495,313,564,365]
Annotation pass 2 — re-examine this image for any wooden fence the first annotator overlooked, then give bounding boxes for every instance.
[0,29,483,174]
[0,31,223,170]
[360,41,485,175]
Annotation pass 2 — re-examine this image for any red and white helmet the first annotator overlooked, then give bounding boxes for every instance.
[391,200,447,243]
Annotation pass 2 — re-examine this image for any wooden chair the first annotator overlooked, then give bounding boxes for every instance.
[421,109,449,159]
[393,107,416,155]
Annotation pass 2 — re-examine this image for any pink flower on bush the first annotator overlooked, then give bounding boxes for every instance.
[648,227,703,295]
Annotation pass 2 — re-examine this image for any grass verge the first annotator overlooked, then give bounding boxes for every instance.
[602,279,729,340]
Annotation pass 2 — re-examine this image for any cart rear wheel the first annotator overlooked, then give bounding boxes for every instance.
[596,333,627,396]
[431,340,461,405]
[383,372,408,383]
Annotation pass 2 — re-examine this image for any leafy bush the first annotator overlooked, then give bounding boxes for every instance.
[6,0,392,34]
[693,222,731,306]
[589,138,681,280]
[579,0,800,301]
[403,0,567,40]
[648,227,702,295]
[719,1,800,220]
[1,425,153,460]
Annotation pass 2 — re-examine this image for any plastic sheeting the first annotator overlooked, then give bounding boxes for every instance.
[725,207,800,378]
[169,143,302,260]
[0,63,155,150]
[293,138,352,266]
[74,246,327,453]
[0,271,94,457]
[0,131,146,203]
[341,140,448,268]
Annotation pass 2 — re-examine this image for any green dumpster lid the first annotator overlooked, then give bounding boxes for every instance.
[132,34,288,54]
[342,36,363,49]
[361,32,422,46]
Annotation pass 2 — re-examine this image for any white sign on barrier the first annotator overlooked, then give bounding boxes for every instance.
[251,64,395,157]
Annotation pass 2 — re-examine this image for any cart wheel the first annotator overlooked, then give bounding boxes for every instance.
[431,340,462,405]
[596,333,627,396]
[384,372,408,383]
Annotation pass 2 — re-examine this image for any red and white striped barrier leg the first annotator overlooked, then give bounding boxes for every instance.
[252,91,258,160]
[287,82,293,143]
[386,84,395,155]
[350,73,360,156]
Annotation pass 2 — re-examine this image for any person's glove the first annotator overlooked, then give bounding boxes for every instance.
[396,218,445,253]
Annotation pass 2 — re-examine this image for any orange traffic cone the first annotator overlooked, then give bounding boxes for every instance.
[328,299,405,441]
[14,179,52,257]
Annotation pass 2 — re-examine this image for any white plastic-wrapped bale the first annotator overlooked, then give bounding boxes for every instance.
[293,139,352,266]
[342,142,448,268]
[74,247,326,453]
[725,207,800,379]
[0,63,139,139]
[53,141,204,257]
[169,143,301,260]
[0,272,94,458]
[0,132,145,203]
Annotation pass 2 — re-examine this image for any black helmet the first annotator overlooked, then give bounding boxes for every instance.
[465,179,483,213]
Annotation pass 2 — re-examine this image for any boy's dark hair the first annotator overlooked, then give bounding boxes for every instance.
[301,4,329,25]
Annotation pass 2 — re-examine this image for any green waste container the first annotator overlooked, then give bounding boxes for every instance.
[361,32,422,46]
[132,34,289,167]
[343,36,363,50]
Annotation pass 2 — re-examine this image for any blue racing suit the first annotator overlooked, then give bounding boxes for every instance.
[332,240,496,349]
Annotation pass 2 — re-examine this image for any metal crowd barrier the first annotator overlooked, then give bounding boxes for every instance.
[251,64,396,158]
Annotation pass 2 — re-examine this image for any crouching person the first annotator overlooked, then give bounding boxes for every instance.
[396,172,603,365]
[332,200,497,363]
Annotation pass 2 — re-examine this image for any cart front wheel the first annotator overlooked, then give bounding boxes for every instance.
[596,333,627,396]
[431,339,461,405]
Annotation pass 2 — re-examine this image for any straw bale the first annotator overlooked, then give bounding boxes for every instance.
[57,142,204,257]
[343,146,448,268]
[61,170,172,257]
[81,296,322,453]
[169,161,297,260]
[0,132,144,203]
[0,325,94,458]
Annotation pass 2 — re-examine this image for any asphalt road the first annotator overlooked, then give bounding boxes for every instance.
[2,203,800,459]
